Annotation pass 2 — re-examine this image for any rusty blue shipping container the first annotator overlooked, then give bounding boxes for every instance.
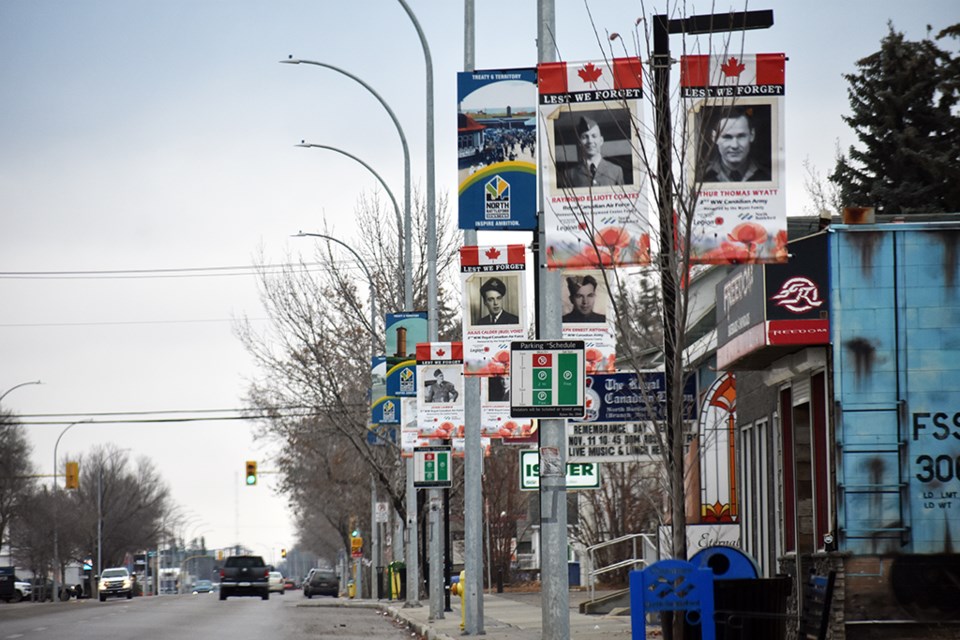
[831,222,960,555]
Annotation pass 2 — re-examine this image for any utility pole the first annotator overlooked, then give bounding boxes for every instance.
[534,1,570,639]
[461,0,485,633]
[651,10,773,639]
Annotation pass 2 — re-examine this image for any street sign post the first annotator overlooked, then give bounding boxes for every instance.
[509,340,585,418]
[414,446,452,488]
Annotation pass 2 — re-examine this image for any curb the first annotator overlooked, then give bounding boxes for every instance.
[383,603,458,640]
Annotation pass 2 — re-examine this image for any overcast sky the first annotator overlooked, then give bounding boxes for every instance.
[1,1,956,562]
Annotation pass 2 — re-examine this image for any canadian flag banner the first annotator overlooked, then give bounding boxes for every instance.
[416,343,464,439]
[680,53,785,91]
[681,52,788,265]
[460,244,525,269]
[538,58,642,97]
[416,342,463,364]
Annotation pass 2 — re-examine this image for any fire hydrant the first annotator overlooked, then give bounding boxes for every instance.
[450,570,466,630]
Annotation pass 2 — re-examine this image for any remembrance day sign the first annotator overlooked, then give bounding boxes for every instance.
[681,53,787,264]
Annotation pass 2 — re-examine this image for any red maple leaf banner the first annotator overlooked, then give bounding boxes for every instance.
[720,57,746,77]
[460,244,525,268]
[416,342,464,363]
[577,62,603,84]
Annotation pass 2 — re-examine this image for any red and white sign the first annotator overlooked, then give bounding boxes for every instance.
[416,342,464,439]
[538,58,651,269]
[681,53,788,265]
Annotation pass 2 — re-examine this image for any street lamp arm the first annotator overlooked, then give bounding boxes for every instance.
[293,232,373,288]
[292,232,378,361]
[281,56,412,311]
[395,0,436,342]
[295,142,403,241]
[0,379,42,404]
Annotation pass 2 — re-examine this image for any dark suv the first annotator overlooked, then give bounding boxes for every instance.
[302,568,339,598]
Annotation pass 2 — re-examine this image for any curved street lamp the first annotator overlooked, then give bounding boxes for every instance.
[281,57,413,311]
[52,419,91,604]
[292,232,377,362]
[0,380,42,405]
[295,142,403,240]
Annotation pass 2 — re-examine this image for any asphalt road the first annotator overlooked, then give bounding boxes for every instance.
[0,592,414,640]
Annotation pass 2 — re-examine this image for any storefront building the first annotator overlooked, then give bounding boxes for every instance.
[716,219,960,639]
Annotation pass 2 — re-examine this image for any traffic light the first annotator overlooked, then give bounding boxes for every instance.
[281,548,287,558]
[65,461,79,490]
[245,460,257,486]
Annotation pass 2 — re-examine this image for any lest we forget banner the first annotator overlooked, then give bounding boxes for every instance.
[560,268,616,374]
[538,58,651,269]
[457,68,538,231]
[416,342,464,439]
[460,244,533,438]
[681,53,787,264]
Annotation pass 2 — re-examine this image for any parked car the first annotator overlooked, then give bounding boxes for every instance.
[0,576,31,603]
[268,571,284,594]
[192,579,214,594]
[302,568,338,598]
[98,567,133,601]
[28,579,71,602]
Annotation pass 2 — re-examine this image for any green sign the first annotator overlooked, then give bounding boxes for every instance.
[509,340,585,418]
[414,446,452,488]
[519,449,600,490]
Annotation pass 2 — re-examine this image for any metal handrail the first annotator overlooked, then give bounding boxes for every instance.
[585,533,656,601]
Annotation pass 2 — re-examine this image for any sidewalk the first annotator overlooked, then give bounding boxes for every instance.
[302,590,656,639]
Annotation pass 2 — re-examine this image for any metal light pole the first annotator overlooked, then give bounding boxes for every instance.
[0,380,41,568]
[281,58,413,311]
[532,1,571,638]
[395,0,440,618]
[649,11,773,639]
[0,379,42,404]
[293,232,378,361]
[461,0,485,633]
[52,419,89,604]
[294,231,378,600]
[283,57,418,603]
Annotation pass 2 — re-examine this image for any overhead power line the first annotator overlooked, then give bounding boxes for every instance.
[0,259,370,280]
[9,404,365,426]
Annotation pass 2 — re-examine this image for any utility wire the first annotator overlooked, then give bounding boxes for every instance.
[0,259,370,280]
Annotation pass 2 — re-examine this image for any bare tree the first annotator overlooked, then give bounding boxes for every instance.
[543,9,765,582]
[237,187,461,556]
[65,445,171,570]
[0,412,35,556]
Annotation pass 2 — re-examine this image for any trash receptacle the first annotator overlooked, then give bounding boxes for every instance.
[568,562,581,587]
[714,576,791,640]
[679,576,792,640]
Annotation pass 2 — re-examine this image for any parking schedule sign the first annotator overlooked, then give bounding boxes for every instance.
[510,340,584,418]
[414,446,452,488]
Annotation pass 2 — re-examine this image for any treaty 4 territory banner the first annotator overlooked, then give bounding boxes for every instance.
[458,68,538,231]
[681,53,787,264]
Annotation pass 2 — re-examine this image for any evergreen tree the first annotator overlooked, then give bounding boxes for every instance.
[831,24,960,215]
